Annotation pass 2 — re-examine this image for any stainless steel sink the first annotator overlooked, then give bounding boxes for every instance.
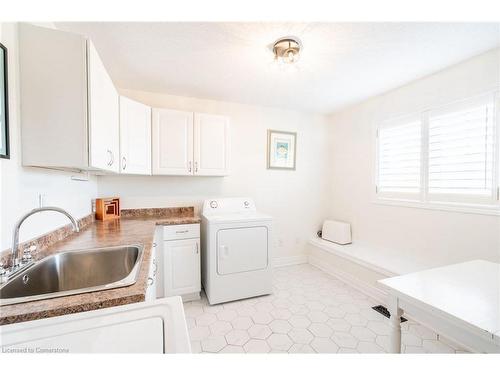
[0,245,144,306]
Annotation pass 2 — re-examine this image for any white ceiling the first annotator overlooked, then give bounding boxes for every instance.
[56,22,500,114]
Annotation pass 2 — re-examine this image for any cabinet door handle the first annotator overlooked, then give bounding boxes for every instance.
[147,277,154,286]
[107,150,112,166]
[122,156,127,170]
[188,161,192,173]
[176,230,189,234]
[110,151,114,166]
[196,242,199,254]
[194,161,198,173]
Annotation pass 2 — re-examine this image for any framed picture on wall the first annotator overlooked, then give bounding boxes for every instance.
[0,42,9,159]
[267,129,297,170]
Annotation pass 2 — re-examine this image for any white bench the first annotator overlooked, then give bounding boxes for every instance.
[307,236,431,303]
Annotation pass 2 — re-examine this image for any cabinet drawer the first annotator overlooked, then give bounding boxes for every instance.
[163,224,200,240]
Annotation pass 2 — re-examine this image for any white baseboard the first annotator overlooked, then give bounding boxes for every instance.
[308,254,387,304]
[273,255,308,268]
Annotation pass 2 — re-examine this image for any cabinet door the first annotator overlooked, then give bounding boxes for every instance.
[87,41,120,173]
[18,23,89,170]
[163,239,200,297]
[152,109,193,175]
[193,113,230,176]
[119,96,152,175]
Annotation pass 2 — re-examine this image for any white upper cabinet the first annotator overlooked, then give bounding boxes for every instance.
[119,96,152,175]
[152,110,230,176]
[18,23,119,173]
[152,109,194,175]
[194,113,230,176]
[87,41,120,173]
[18,24,230,177]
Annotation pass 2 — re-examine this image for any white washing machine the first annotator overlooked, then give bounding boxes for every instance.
[201,198,273,305]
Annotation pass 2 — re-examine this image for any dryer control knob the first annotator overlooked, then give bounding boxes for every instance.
[210,200,218,209]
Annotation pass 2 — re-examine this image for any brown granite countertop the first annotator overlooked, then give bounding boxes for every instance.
[0,209,200,326]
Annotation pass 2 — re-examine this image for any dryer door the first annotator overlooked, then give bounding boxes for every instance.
[217,226,269,275]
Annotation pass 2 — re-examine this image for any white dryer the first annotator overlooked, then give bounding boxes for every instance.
[201,198,273,305]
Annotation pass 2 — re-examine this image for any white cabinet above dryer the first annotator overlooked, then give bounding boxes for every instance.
[194,113,230,176]
[152,109,193,176]
[18,23,120,173]
[152,109,230,176]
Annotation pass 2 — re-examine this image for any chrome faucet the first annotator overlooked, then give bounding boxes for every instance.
[10,206,80,273]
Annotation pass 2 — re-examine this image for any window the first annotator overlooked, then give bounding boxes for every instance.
[427,98,495,203]
[377,119,422,197]
[375,93,499,214]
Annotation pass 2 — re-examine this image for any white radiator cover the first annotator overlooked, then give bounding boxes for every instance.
[322,220,352,245]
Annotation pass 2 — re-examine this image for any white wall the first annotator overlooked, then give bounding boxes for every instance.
[327,48,500,267]
[0,23,98,251]
[98,90,331,261]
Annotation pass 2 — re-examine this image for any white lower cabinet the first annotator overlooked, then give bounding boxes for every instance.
[164,239,200,297]
[161,224,201,301]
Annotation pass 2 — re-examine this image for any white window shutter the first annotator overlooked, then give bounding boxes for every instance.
[427,97,495,201]
[377,119,422,196]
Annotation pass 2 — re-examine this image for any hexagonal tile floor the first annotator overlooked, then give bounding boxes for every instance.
[184,264,467,354]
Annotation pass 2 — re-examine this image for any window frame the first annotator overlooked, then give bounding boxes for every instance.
[374,91,500,216]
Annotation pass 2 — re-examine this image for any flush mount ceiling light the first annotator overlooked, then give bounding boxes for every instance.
[272,36,302,65]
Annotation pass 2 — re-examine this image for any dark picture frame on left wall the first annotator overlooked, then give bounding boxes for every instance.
[1,42,9,159]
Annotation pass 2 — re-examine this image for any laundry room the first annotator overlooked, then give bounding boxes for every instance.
[1,1,499,368]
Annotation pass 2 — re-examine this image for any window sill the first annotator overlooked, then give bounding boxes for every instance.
[373,197,500,216]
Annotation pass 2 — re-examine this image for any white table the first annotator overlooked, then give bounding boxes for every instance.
[379,260,500,353]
